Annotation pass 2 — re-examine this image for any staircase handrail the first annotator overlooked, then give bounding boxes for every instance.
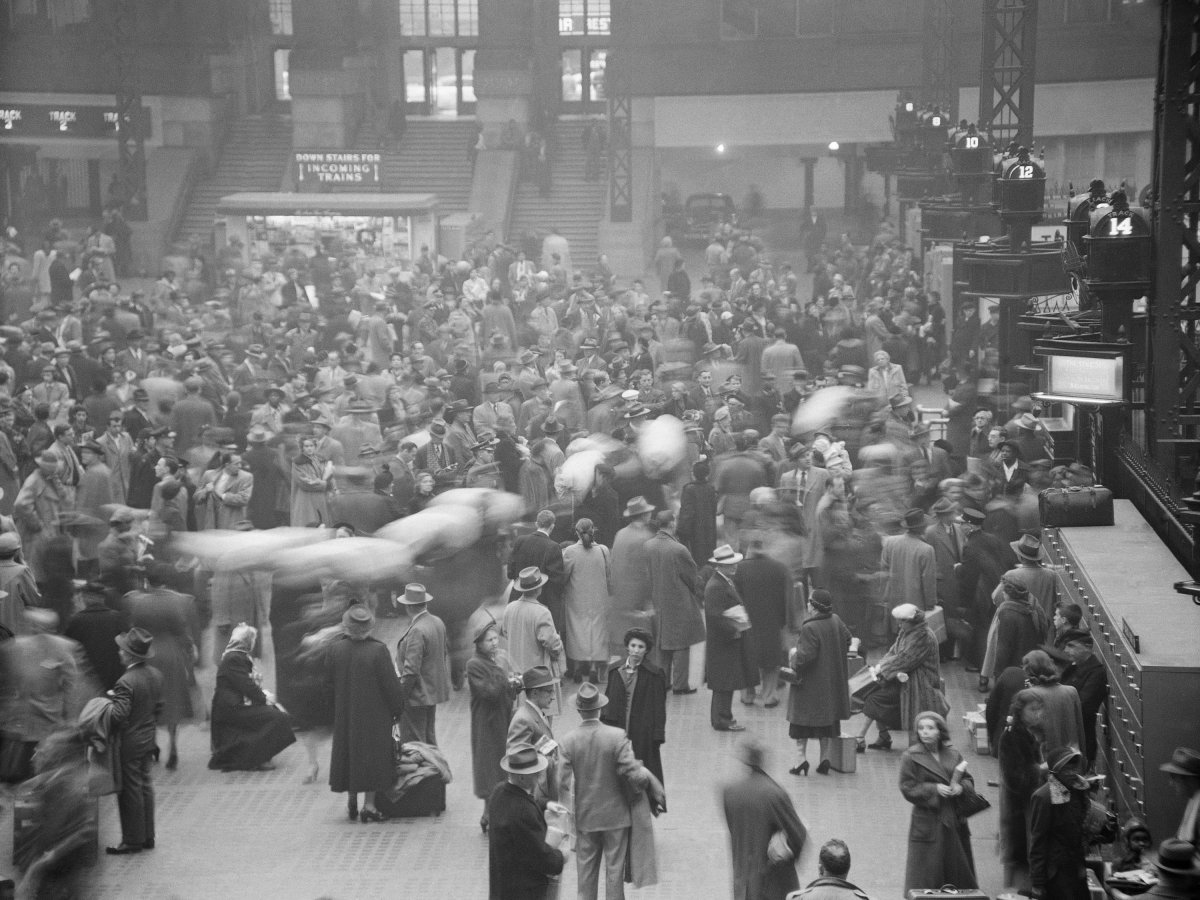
[163,149,205,253]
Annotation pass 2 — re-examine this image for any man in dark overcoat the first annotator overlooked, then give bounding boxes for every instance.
[64,581,128,690]
[721,737,808,900]
[509,508,567,633]
[704,544,758,732]
[1059,629,1108,768]
[957,505,1017,679]
[487,743,566,900]
[601,627,668,785]
[735,541,792,708]
[643,511,704,694]
[106,627,164,854]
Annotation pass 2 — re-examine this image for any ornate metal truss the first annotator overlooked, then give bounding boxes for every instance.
[921,0,957,120]
[606,0,632,223]
[102,0,147,220]
[977,0,1037,150]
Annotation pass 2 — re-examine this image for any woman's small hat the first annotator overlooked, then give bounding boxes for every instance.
[472,616,498,645]
[709,544,743,566]
[342,605,375,636]
[501,742,548,775]
[573,682,609,711]
[515,567,549,593]
[1046,745,1089,789]
[399,583,432,605]
[1159,746,1200,778]
[115,626,155,660]
[521,666,557,691]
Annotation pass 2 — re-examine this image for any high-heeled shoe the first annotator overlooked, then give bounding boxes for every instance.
[480,816,489,834]
[303,764,320,785]
[165,752,178,771]
[788,761,809,777]
[359,808,387,824]
[816,760,831,775]
[855,738,866,754]
[347,796,359,821]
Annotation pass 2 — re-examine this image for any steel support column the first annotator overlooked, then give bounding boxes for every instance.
[921,0,957,120]
[102,0,147,220]
[606,0,632,223]
[978,0,1036,150]
[1147,0,1200,458]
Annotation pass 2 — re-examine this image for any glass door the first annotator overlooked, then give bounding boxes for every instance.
[560,48,607,112]
[404,50,429,114]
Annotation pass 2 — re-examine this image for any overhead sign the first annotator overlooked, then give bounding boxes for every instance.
[1045,353,1125,402]
[294,151,383,187]
[0,102,151,139]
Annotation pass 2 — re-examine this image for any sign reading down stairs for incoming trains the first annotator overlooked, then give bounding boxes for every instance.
[294,151,383,187]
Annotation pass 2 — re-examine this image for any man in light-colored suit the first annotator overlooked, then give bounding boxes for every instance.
[394,583,451,746]
[881,508,938,620]
[558,682,657,900]
[507,665,561,809]
[777,445,830,587]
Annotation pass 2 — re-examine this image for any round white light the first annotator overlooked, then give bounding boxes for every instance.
[715,143,726,154]
[828,141,840,152]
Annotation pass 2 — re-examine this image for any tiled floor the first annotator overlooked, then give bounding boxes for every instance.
[1,613,1005,899]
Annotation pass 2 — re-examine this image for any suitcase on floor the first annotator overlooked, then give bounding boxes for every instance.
[828,735,858,774]
[925,605,947,643]
[1039,485,1114,527]
[13,786,99,871]
[906,889,989,899]
[376,773,446,818]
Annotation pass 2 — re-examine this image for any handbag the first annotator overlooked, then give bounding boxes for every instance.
[1038,485,1115,527]
[955,788,991,819]
[766,829,793,863]
[1083,798,1119,844]
[946,616,974,644]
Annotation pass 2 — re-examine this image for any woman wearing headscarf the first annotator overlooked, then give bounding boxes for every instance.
[466,618,520,832]
[784,589,852,776]
[855,603,946,752]
[326,604,405,823]
[209,623,296,772]
[997,688,1048,892]
[1028,746,1093,900]
[900,710,980,893]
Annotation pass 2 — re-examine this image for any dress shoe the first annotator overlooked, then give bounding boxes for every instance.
[347,797,359,821]
[978,677,990,694]
[816,760,831,775]
[788,761,809,777]
[671,688,697,695]
[143,840,155,850]
[763,699,779,709]
[715,723,746,732]
[359,808,387,824]
[866,738,893,751]
[105,844,143,855]
[964,664,981,673]
[740,696,756,706]
[165,752,178,771]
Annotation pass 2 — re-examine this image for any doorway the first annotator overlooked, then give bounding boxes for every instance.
[403,48,475,117]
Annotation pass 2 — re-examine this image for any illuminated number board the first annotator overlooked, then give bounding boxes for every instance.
[0,102,151,139]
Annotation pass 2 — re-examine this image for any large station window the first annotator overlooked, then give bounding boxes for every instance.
[400,0,478,37]
[721,0,835,38]
[561,49,606,108]
[402,46,475,116]
[558,0,610,36]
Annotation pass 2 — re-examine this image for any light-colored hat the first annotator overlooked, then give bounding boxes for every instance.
[709,544,743,565]
[1011,533,1043,561]
[342,605,375,637]
[890,603,921,622]
[399,583,432,605]
[624,496,655,518]
[515,567,549,593]
[573,682,609,711]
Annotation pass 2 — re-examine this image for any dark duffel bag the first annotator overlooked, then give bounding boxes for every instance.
[376,773,446,819]
[1039,485,1114,527]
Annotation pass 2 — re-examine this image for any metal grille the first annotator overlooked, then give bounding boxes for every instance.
[921,0,957,119]
[978,0,1037,150]
[98,0,146,220]
[606,0,631,223]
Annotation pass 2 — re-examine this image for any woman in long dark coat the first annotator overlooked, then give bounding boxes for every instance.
[900,711,979,893]
[677,460,718,566]
[1028,746,1092,900]
[602,626,668,785]
[997,688,1047,892]
[326,605,406,823]
[467,619,518,831]
[785,589,851,776]
[209,624,296,771]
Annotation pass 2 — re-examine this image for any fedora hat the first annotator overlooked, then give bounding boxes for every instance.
[247,424,274,444]
[624,496,655,518]
[515,566,549,593]
[521,665,558,691]
[342,604,375,636]
[930,497,956,516]
[347,399,379,414]
[902,508,929,530]
[311,413,334,430]
[1011,533,1043,561]
[709,544,743,566]
[540,416,562,435]
[1155,838,1200,876]
[115,626,155,660]
[1015,412,1039,430]
[573,681,609,711]
[0,532,21,555]
[399,583,432,605]
[501,742,548,775]
[622,405,650,420]
[1159,746,1200,778]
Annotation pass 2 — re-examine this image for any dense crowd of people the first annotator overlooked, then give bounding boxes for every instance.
[0,210,1197,900]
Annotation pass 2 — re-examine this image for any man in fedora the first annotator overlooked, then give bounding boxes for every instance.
[1160,746,1200,849]
[394,583,450,746]
[610,496,656,649]
[957,506,1018,680]
[508,666,562,807]
[107,626,164,854]
[924,496,966,612]
[705,544,757,732]
[488,742,567,900]
[880,508,937,623]
[996,532,1057,622]
[465,432,503,490]
[559,682,660,900]
[508,509,567,633]
[1058,629,1107,768]
[1141,838,1199,898]
[503,568,565,717]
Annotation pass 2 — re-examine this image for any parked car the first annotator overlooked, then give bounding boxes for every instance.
[670,192,738,244]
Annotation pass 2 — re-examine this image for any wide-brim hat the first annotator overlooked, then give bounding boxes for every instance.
[521,665,558,691]
[247,425,274,443]
[624,496,655,518]
[311,414,334,430]
[902,507,930,530]
[264,386,285,399]
[515,566,549,592]
[573,682,609,711]
[1011,533,1043,561]
[115,626,155,659]
[501,742,548,775]
[930,497,956,516]
[399,583,432,605]
[342,604,375,636]
[709,544,743,565]
[541,416,562,435]
[347,400,380,414]
[622,405,650,420]
[444,399,470,413]
[1159,746,1200,778]
[1156,838,1200,875]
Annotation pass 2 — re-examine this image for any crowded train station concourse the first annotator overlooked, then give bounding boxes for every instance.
[1,0,1199,898]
